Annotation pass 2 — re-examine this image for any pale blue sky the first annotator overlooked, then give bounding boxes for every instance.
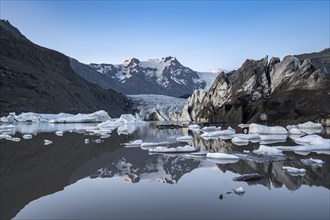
[1,0,329,71]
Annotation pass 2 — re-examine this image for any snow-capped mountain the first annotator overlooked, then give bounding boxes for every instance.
[72,56,219,97]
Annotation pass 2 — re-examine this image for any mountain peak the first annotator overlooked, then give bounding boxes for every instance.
[123,58,140,67]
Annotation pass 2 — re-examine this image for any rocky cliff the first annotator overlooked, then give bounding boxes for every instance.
[180,49,330,125]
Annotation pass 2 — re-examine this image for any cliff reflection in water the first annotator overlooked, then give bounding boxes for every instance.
[0,123,329,220]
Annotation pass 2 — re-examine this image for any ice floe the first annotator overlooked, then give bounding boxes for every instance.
[49,110,110,123]
[234,134,260,140]
[219,127,236,135]
[288,128,304,135]
[201,126,219,132]
[253,145,283,156]
[124,139,143,147]
[0,112,72,123]
[206,153,239,160]
[55,131,63,136]
[149,145,198,153]
[44,140,52,145]
[249,123,288,134]
[292,135,329,145]
[231,137,249,146]
[201,131,222,139]
[300,158,325,168]
[188,124,200,130]
[23,134,33,139]
[298,121,323,129]
[176,135,194,142]
[234,187,245,195]
[11,137,21,142]
[282,166,306,176]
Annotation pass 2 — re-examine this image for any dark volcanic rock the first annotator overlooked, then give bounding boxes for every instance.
[0,20,133,116]
[180,49,330,125]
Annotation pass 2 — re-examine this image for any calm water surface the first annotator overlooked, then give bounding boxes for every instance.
[1,122,329,219]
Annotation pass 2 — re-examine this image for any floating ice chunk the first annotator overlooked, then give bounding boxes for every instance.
[11,137,21,142]
[115,114,146,125]
[125,139,143,147]
[201,130,222,139]
[219,135,234,140]
[234,187,245,195]
[235,134,260,140]
[219,127,236,135]
[188,124,200,130]
[293,135,329,145]
[49,110,110,123]
[253,145,283,156]
[282,166,306,176]
[249,123,288,134]
[206,153,239,160]
[0,112,73,123]
[294,144,330,152]
[288,128,304,135]
[298,121,323,129]
[0,134,12,140]
[190,150,208,157]
[243,150,250,153]
[300,158,325,168]
[23,134,33,139]
[95,139,102,143]
[260,135,287,141]
[55,131,63,136]
[44,140,52,145]
[85,139,89,144]
[149,145,198,153]
[97,119,119,129]
[100,134,111,139]
[286,125,298,130]
[231,137,249,146]
[176,135,194,142]
[141,142,170,148]
[201,126,218,132]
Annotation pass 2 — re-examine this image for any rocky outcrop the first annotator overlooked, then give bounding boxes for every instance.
[180,49,330,124]
[0,20,133,117]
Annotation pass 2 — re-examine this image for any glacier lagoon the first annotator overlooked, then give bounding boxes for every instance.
[1,122,329,220]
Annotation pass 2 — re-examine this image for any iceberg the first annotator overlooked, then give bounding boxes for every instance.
[231,137,249,146]
[253,145,283,156]
[176,135,194,142]
[55,131,63,136]
[188,124,200,130]
[234,134,260,140]
[298,121,323,129]
[149,145,198,153]
[11,137,21,142]
[201,126,218,132]
[22,134,33,139]
[206,153,239,160]
[293,135,329,145]
[288,128,304,135]
[124,139,143,147]
[44,140,52,145]
[49,110,110,123]
[0,112,72,123]
[115,114,146,125]
[249,123,288,134]
[259,135,288,141]
[219,127,236,135]
[282,166,306,176]
[0,134,12,140]
[300,158,325,168]
[234,187,245,195]
[201,130,222,139]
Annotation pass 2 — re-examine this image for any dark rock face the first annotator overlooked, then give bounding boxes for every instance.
[76,57,206,97]
[0,20,132,117]
[180,49,330,124]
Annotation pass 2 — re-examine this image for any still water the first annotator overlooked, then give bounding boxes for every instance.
[1,122,329,219]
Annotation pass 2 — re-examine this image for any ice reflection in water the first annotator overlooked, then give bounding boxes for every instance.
[0,122,329,220]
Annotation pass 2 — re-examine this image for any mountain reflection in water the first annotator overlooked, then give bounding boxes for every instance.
[0,122,329,220]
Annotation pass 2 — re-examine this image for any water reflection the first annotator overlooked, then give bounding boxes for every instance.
[0,122,329,220]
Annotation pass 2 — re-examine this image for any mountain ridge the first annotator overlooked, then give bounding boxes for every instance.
[0,20,132,117]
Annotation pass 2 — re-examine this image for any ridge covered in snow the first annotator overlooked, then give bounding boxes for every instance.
[85,57,219,97]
